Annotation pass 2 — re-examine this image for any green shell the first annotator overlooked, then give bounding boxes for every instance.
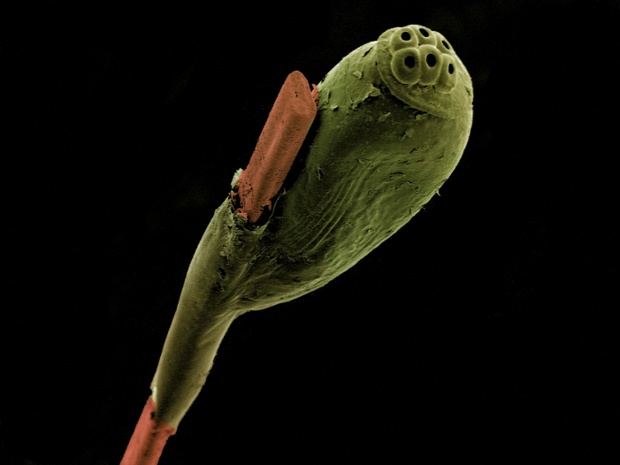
[237,23,474,309]
[182,24,474,313]
[152,24,473,428]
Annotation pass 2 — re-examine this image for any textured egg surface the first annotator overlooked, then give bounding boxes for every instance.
[223,24,474,311]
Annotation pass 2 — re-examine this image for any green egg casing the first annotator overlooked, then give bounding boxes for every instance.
[151,24,473,429]
[241,24,474,307]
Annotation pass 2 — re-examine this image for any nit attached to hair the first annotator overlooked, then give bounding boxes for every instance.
[121,23,473,465]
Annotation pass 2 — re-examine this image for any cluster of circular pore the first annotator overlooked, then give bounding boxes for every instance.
[376,24,472,118]
[386,25,457,92]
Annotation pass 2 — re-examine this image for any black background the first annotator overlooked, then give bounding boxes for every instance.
[2,0,619,463]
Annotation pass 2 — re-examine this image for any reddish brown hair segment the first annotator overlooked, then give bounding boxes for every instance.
[234,70,318,224]
[121,397,175,465]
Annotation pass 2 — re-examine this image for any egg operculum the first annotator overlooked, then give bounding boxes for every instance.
[377,24,470,118]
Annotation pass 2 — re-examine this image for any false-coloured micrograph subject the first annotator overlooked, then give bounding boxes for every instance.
[121,23,473,464]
